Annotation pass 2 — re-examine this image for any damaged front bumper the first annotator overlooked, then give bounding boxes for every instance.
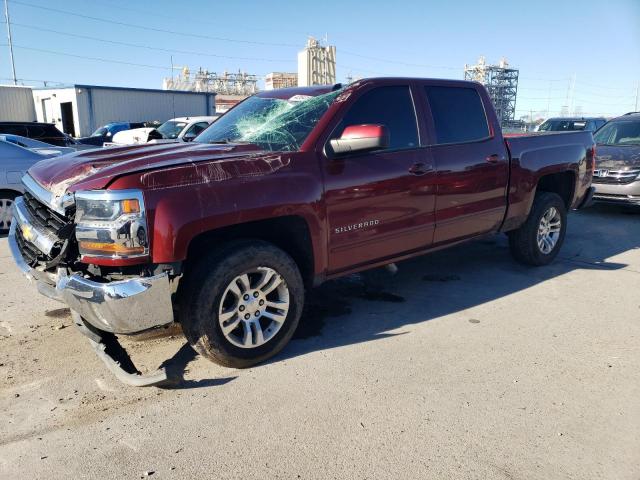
[9,221,176,386]
[9,222,174,334]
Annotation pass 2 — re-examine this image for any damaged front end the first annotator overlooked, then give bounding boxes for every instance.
[9,174,177,386]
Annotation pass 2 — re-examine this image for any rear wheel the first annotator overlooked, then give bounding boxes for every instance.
[0,192,17,233]
[179,240,304,368]
[508,192,567,266]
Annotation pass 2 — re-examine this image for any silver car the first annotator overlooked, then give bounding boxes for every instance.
[0,138,66,232]
[592,112,640,205]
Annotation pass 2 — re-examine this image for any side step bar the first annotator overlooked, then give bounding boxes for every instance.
[72,312,174,387]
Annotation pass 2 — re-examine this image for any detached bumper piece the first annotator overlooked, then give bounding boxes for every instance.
[9,220,174,335]
[73,313,173,387]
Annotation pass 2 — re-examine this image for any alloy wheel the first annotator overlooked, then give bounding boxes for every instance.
[217,267,290,349]
[537,206,562,254]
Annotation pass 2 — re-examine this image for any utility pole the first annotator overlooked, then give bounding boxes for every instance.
[4,0,16,85]
[635,81,639,111]
[568,73,576,116]
[546,81,552,118]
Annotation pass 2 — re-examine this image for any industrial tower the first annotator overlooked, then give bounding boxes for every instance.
[163,67,260,96]
[297,37,337,87]
[464,57,519,127]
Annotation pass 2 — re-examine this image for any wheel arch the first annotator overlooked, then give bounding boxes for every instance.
[535,170,576,209]
[184,215,316,288]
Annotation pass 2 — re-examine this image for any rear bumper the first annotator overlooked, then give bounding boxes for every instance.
[593,180,640,205]
[8,221,174,335]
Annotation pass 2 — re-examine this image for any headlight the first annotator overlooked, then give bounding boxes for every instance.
[74,190,149,259]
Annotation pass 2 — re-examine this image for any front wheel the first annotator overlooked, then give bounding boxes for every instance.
[179,240,304,368]
[508,192,567,266]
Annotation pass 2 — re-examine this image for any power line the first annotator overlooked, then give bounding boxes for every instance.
[9,0,300,48]
[7,0,606,87]
[93,0,313,38]
[4,43,178,71]
[6,0,639,106]
[7,23,417,80]
[11,22,296,64]
[0,75,69,85]
[0,43,275,78]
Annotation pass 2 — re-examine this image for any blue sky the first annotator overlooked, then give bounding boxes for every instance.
[1,0,639,119]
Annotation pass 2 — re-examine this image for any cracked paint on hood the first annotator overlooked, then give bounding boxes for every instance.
[27,142,268,196]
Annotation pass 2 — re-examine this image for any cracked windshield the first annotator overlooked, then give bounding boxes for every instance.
[195,90,341,151]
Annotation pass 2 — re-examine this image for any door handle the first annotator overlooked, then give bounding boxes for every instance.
[409,163,432,176]
[486,154,501,164]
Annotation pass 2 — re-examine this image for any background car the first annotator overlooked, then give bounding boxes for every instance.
[592,112,640,205]
[0,121,76,147]
[0,139,64,232]
[537,117,607,132]
[109,116,218,145]
[0,134,79,155]
[75,121,148,146]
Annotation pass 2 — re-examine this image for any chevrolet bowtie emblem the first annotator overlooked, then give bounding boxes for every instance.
[21,223,35,242]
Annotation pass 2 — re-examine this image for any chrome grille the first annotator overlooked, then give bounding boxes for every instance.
[14,225,41,264]
[592,168,640,184]
[23,191,68,232]
[14,193,73,266]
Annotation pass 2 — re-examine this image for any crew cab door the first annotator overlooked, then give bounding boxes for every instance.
[322,84,436,273]
[418,84,509,244]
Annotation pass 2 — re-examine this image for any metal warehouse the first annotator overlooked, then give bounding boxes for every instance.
[0,85,36,121]
[31,85,216,137]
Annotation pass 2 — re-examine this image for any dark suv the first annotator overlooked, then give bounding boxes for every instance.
[0,122,73,147]
[592,112,640,205]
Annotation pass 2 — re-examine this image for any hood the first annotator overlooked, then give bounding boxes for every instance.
[595,144,640,169]
[28,142,266,199]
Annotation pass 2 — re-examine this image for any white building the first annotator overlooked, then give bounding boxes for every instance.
[32,85,216,137]
[297,38,336,87]
[0,85,36,121]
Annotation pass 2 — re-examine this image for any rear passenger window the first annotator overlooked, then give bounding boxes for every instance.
[336,86,419,150]
[425,86,490,145]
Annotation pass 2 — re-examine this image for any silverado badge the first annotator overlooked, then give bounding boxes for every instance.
[334,219,380,234]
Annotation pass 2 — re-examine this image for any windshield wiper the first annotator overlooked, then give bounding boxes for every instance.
[208,138,253,145]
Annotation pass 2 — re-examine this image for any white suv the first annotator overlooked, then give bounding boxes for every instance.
[109,116,219,145]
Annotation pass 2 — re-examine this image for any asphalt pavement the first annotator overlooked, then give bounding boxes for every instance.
[1,203,639,479]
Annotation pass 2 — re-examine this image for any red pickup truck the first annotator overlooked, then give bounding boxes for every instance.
[8,78,595,386]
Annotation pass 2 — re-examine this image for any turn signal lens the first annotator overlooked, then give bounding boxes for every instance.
[121,199,140,214]
[79,241,145,256]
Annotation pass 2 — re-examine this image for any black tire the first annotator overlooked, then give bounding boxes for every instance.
[179,240,304,368]
[508,191,567,266]
[0,191,18,234]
